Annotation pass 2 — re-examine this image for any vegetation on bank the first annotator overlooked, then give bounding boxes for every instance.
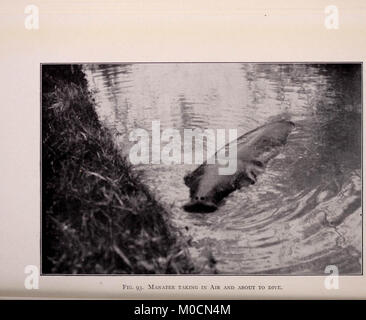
[42,65,195,274]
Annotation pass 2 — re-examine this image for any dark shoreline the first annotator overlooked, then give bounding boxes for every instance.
[41,64,195,274]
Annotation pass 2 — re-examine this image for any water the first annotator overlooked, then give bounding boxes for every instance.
[85,63,362,274]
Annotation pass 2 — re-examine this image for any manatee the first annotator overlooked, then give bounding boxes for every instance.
[183,120,295,212]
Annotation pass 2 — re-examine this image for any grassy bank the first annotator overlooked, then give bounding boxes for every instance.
[42,64,195,274]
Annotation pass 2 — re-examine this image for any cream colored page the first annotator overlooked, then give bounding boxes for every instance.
[0,0,365,299]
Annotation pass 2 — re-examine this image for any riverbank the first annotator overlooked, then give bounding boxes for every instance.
[42,64,195,274]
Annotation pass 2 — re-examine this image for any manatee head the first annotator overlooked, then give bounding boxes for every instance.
[183,167,236,213]
[183,166,221,212]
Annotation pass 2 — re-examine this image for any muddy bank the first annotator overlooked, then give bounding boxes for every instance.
[42,65,195,274]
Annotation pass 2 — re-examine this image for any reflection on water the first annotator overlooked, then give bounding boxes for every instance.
[86,63,362,274]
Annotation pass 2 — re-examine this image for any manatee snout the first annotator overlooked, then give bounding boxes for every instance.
[183,184,231,213]
[183,197,218,213]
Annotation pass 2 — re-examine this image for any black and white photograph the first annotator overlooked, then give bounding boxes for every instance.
[41,63,362,275]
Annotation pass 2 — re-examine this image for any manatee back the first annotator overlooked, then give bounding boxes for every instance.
[183,120,295,198]
[237,120,294,147]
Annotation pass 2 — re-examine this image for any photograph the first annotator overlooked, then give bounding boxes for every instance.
[41,63,362,275]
